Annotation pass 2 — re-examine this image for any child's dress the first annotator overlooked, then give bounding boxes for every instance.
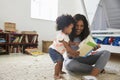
[49,31,70,54]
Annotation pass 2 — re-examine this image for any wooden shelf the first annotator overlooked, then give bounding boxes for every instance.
[0,43,7,45]
[7,42,38,44]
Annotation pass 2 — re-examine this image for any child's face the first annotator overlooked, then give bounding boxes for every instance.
[64,23,74,35]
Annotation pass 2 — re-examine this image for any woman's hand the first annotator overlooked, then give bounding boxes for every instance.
[68,50,80,58]
[70,51,80,58]
[93,44,101,51]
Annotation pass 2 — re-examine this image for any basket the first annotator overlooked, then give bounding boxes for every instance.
[4,22,16,32]
[42,40,53,53]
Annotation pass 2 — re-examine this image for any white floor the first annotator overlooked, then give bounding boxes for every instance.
[0,53,120,80]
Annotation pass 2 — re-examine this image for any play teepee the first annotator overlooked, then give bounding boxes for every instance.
[91,0,120,30]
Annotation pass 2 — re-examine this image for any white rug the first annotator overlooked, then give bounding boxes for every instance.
[0,53,120,80]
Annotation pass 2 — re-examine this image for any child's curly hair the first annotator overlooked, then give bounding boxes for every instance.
[56,14,75,30]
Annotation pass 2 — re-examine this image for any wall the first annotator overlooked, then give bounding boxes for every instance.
[0,0,86,50]
[58,0,86,16]
[84,0,100,24]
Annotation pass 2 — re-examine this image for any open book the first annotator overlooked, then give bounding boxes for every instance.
[77,35,97,57]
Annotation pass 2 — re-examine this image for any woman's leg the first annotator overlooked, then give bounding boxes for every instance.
[94,50,111,71]
[64,59,93,73]
[64,52,101,73]
[73,50,110,69]
[72,51,103,65]
[90,50,111,76]
[64,50,111,75]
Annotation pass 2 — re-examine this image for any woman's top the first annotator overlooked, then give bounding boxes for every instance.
[70,37,81,50]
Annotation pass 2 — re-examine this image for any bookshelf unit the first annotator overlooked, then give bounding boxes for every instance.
[0,33,8,54]
[0,33,38,54]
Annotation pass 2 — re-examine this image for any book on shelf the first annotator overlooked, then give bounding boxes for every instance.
[31,35,37,43]
[18,35,23,43]
[9,45,23,53]
[12,37,19,43]
[0,47,6,53]
[77,35,97,57]
[0,38,6,43]
[12,35,23,43]
[25,35,29,43]
[9,46,13,53]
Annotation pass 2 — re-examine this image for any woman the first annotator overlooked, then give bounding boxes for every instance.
[64,14,111,76]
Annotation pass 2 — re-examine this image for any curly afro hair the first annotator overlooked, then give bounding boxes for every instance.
[56,14,75,30]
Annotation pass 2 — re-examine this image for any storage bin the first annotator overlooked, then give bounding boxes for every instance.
[42,40,53,53]
[4,22,16,32]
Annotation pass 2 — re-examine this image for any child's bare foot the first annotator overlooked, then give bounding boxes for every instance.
[54,75,63,79]
[60,71,66,74]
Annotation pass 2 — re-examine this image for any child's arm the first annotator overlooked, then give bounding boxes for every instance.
[69,41,80,46]
[60,40,79,57]
[69,41,76,45]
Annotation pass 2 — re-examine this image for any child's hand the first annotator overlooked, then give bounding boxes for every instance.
[59,39,64,43]
[69,50,80,58]
[74,42,80,46]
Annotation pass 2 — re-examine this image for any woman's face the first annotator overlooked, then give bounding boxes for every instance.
[75,20,84,35]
